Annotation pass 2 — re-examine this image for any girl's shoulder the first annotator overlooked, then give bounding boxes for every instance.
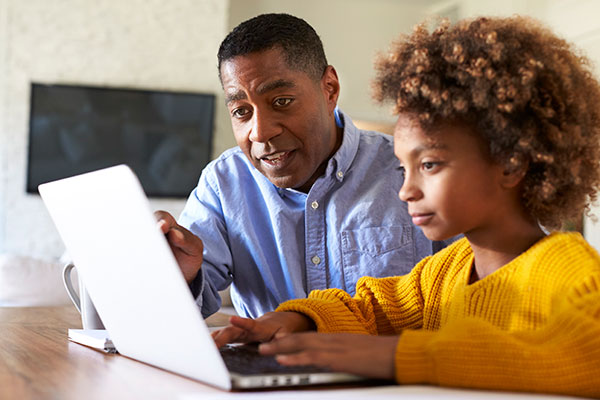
[531,232,599,262]
[527,231,600,274]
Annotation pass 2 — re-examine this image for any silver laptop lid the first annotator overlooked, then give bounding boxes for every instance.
[39,165,232,390]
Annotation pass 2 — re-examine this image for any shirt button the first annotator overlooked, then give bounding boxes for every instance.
[311,255,321,265]
[311,201,319,209]
[337,171,344,179]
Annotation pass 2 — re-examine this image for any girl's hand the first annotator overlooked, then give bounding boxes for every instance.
[212,312,315,348]
[259,332,399,380]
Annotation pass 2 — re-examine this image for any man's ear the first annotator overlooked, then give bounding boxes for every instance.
[320,65,340,113]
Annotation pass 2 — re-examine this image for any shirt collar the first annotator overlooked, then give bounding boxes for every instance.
[325,108,360,182]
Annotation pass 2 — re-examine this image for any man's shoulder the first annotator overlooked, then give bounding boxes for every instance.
[338,110,392,142]
[353,127,394,155]
[356,127,394,142]
[211,146,246,163]
[200,147,263,189]
[205,147,253,174]
[347,127,396,170]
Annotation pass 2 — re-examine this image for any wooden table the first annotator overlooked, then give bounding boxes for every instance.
[0,306,224,400]
[0,307,572,400]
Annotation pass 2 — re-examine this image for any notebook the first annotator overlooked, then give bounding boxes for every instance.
[39,164,364,390]
[68,328,116,353]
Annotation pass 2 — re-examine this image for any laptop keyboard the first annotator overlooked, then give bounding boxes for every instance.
[220,343,330,375]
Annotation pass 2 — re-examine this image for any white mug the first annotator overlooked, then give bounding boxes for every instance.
[62,262,105,330]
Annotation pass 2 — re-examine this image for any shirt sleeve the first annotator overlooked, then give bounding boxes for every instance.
[178,170,234,318]
[393,274,600,397]
[275,256,430,334]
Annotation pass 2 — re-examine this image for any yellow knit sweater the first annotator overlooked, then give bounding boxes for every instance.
[276,232,600,397]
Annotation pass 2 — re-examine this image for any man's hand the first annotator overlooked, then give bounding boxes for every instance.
[154,210,204,284]
[259,332,399,380]
[212,312,315,349]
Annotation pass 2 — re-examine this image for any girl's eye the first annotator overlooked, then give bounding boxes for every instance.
[422,162,437,171]
[396,165,406,177]
[274,98,293,107]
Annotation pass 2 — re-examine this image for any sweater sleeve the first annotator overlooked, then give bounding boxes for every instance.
[275,256,431,335]
[394,273,600,398]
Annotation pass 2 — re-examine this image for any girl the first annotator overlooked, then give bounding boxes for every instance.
[212,16,600,397]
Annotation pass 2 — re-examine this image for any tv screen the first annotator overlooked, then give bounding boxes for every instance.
[27,83,215,197]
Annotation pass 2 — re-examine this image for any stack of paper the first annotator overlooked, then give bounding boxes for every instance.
[68,329,117,353]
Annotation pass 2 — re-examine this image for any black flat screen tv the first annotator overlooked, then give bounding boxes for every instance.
[27,83,215,197]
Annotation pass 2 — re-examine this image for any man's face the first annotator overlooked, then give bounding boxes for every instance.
[220,48,340,193]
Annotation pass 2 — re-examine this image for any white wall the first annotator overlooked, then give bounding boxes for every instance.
[0,0,8,260]
[229,0,600,250]
[0,0,232,259]
[3,0,600,259]
[457,0,549,18]
[544,0,600,250]
[455,0,600,250]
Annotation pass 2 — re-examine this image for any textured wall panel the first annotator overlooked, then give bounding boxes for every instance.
[1,0,230,258]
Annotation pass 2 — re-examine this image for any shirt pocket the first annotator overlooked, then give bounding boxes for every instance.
[341,225,416,295]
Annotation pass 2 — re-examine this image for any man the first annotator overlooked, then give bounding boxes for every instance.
[157,13,450,319]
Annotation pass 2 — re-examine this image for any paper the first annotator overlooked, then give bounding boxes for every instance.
[68,329,117,353]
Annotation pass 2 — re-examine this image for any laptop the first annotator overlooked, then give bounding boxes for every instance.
[38,164,364,390]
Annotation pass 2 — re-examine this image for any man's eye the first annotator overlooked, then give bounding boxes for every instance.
[232,108,250,118]
[273,98,293,107]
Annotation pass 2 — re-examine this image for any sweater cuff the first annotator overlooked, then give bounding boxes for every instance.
[394,329,435,383]
[276,299,370,334]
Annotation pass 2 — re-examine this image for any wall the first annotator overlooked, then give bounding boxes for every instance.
[3,0,600,259]
[544,0,600,250]
[0,0,7,258]
[455,0,600,250]
[0,0,232,259]
[229,0,600,251]
[457,0,549,18]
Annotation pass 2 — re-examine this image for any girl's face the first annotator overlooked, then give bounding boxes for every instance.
[394,115,508,241]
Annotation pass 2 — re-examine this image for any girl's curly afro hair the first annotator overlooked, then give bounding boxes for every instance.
[374,16,600,229]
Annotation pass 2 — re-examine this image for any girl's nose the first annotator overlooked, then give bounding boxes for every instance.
[398,172,422,202]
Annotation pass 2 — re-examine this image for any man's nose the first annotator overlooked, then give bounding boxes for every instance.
[398,172,422,202]
[248,110,280,143]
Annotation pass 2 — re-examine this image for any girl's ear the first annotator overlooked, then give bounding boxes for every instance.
[500,162,528,189]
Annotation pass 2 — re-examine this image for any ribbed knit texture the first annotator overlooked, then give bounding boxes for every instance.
[276,232,600,398]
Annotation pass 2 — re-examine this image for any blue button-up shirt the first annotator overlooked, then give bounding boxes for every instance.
[179,110,449,318]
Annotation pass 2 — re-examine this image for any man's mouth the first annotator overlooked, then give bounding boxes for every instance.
[260,150,293,166]
[262,151,288,162]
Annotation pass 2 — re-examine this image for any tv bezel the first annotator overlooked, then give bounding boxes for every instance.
[26,82,216,198]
